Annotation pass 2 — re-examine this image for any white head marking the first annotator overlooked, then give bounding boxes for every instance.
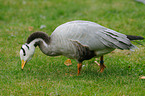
[20,44,35,62]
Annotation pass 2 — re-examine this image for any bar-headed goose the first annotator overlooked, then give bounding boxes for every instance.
[20,20,144,75]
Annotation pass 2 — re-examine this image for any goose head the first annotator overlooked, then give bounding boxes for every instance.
[20,32,51,70]
[20,43,35,70]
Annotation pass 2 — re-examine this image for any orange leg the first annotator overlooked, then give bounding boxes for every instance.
[100,56,106,73]
[77,63,82,76]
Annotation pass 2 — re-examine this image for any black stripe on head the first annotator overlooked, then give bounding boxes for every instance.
[25,45,29,49]
[21,47,26,56]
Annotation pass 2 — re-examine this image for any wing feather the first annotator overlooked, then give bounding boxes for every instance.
[98,30,133,49]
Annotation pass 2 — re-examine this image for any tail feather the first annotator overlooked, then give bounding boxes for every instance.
[126,35,144,40]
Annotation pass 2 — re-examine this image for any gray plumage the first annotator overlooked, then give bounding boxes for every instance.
[20,20,144,72]
[48,21,135,61]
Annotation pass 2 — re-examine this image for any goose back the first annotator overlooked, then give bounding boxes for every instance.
[51,20,135,52]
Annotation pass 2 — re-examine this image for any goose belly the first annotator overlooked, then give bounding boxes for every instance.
[61,41,115,62]
[61,41,96,62]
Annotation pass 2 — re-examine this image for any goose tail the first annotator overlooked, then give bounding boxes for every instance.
[126,35,144,40]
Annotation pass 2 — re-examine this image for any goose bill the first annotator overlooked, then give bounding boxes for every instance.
[21,60,26,70]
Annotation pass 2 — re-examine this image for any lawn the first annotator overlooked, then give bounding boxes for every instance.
[0,0,145,95]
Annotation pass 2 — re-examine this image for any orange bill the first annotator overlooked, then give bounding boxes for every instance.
[21,60,26,70]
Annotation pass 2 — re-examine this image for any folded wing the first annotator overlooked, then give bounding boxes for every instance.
[51,20,136,51]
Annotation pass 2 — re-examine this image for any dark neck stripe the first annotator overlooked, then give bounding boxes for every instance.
[21,47,26,56]
[26,32,50,44]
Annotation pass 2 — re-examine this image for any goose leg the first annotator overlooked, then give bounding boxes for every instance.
[100,56,106,72]
[77,63,82,76]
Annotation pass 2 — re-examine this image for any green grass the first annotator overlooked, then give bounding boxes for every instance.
[0,0,145,95]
